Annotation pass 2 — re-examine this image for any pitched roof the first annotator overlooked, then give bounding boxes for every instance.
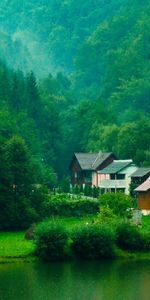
[74,152,113,170]
[135,177,150,192]
[99,160,133,174]
[131,168,150,178]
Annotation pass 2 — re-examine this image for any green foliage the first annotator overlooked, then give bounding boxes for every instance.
[45,194,100,217]
[97,206,118,225]
[0,134,55,230]
[71,224,116,259]
[99,192,134,217]
[0,135,39,230]
[35,220,69,261]
[116,223,146,251]
[92,186,100,198]
[59,177,70,193]
[0,0,124,74]
[84,185,92,197]
[72,185,99,198]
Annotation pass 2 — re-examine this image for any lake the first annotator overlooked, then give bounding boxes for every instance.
[0,260,150,300]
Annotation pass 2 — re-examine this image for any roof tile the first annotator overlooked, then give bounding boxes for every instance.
[99,160,132,174]
[135,177,150,192]
[74,152,113,170]
[131,168,150,178]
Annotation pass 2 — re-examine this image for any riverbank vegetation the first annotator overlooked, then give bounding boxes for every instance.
[1,213,150,263]
[1,192,150,262]
[0,189,100,231]
[34,216,150,261]
[33,195,150,261]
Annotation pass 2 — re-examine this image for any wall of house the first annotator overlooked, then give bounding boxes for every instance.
[92,172,109,187]
[120,165,138,194]
[92,154,115,187]
[70,158,82,185]
[92,172,98,187]
[138,191,150,210]
[97,165,138,194]
[97,173,110,187]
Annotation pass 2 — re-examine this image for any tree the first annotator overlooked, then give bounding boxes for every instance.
[26,71,40,119]
[0,136,37,229]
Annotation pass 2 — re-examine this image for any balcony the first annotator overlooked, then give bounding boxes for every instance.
[99,179,126,189]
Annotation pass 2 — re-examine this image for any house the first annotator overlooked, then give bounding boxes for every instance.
[69,152,116,187]
[98,160,138,195]
[135,177,150,215]
[131,168,150,186]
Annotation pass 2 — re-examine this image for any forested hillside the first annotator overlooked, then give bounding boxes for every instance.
[72,0,150,165]
[0,0,124,75]
[0,0,150,185]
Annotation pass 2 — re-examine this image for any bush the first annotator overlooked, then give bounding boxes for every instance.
[140,231,150,251]
[116,223,145,251]
[44,194,100,217]
[97,206,119,225]
[71,224,116,259]
[99,192,134,217]
[35,220,69,260]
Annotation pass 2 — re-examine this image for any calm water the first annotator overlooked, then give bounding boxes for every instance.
[0,260,150,300]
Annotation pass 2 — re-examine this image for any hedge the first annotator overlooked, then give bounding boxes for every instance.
[44,195,100,217]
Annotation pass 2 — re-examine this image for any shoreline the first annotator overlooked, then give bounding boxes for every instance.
[0,255,37,264]
[1,251,150,264]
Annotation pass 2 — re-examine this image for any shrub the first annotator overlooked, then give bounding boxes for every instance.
[97,206,119,225]
[44,194,100,217]
[35,220,69,260]
[99,192,134,217]
[71,224,116,259]
[140,231,150,251]
[116,223,145,251]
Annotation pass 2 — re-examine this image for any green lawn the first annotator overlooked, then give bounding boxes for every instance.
[0,216,150,261]
[0,217,94,259]
[141,216,150,233]
[0,231,35,258]
[51,216,95,229]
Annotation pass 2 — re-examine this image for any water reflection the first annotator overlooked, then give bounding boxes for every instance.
[0,260,150,300]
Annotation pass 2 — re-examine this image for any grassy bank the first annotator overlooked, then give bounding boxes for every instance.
[1,216,150,263]
[0,231,35,263]
[0,217,93,263]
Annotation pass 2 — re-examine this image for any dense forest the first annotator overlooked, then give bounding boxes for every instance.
[0,0,124,75]
[0,0,150,228]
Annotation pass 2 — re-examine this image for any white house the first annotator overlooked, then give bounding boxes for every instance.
[98,160,138,195]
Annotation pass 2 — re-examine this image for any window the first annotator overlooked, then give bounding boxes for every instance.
[117,174,125,180]
[84,171,92,182]
[74,172,77,179]
[110,174,125,180]
[110,174,115,179]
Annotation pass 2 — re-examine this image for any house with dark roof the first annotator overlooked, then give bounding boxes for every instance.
[69,152,116,187]
[135,177,150,215]
[131,168,150,186]
[98,160,138,195]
